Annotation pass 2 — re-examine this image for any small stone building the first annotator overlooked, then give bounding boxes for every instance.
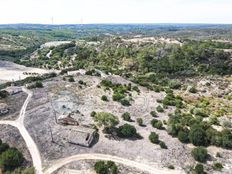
[4,86,22,95]
[57,114,79,126]
[66,126,96,147]
[0,103,9,115]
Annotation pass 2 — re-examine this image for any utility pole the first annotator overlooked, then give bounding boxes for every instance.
[49,125,54,143]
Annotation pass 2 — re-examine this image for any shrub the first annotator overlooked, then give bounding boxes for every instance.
[36,81,44,88]
[112,93,125,101]
[101,95,108,102]
[223,121,232,128]
[94,112,119,128]
[194,163,205,174]
[167,165,175,170]
[91,111,96,117]
[122,112,131,122]
[78,80,86,85]
[189,126,207,146]
[149,132,159,144]
[68,76,75,82]
[212,162,223,171]
[216,152,222,158]
[159,141,168,149]
[191,147,208,163]
[0,148,23,171]
[156,105,164,113]
[151,119,163,129]
[94,160,118,174]
[120,99,131,106]
[150,111,157,117]
[117,124,137,138]
[0,143,9,154]
[132,86,140,93]
[178,130,189,143]
[221,129,232,149]
[193,108,208,117]
[0,91,9,99]
[136,118,143,126]
[169,80,182,89]
[189,87,198,93]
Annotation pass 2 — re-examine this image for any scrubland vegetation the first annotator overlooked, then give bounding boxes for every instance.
[1,24,232,174]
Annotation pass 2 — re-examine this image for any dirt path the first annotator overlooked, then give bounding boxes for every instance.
[44,153,184,174]
[0,88,43,174]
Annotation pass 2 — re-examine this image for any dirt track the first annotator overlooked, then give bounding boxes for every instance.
[44,153,184,174]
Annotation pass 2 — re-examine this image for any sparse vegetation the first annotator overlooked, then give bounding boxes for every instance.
[94,161,118,174]
[191,147,208,163]
[149,132,159,144]
[121,112,132,122]
[136,118,143,126]
[212,162,223,171]
[117,124,137,138]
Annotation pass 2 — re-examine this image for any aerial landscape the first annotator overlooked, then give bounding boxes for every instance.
[0,0,232,174]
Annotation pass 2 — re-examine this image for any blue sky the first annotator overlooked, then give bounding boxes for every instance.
[0,0,232,24]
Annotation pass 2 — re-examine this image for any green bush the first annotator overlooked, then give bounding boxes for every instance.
[94,112,119,129]
[0,143,9,154]
[159,141,168,149]
[35,81,43,88]
[91,111,96,117]
[120,99,131,106]
[101,95,108,102]
[0,148,23,171]
[0,91,9,99]
[122,112,131,122]
[112,93,125,101]
[68,76,75,82]
[189,87,198,93]
[169,80,182,89]
[150,111,157,117]
[194,163,205,174]
[151,119,163,129]
[117,124,137,138]
[221,129,232,149]
[156,105,164,113]
[136,118,143,126]
[94,160,118,174]
[178,130,189,143]
[167,165,175,170]
[78,80,86,85]
[149,132,159,144]
[189,125,207,146]
[212,162,223,171]
[191,147,208,163]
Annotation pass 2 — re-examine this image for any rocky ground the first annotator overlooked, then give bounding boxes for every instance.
[0,91,27,120]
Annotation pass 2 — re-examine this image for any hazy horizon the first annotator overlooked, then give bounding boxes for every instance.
[1,0,232,24]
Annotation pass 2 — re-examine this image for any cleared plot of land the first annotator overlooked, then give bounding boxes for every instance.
[24,75,191,173]
[40,41,72,48]
[0,61,55,83]
[0,91,27,120]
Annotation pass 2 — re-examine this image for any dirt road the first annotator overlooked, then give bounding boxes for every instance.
[0,88,43,174]
[44,153,184,174]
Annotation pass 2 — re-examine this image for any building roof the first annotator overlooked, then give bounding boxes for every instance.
[65,126,96,147]
[4,86,22,95]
